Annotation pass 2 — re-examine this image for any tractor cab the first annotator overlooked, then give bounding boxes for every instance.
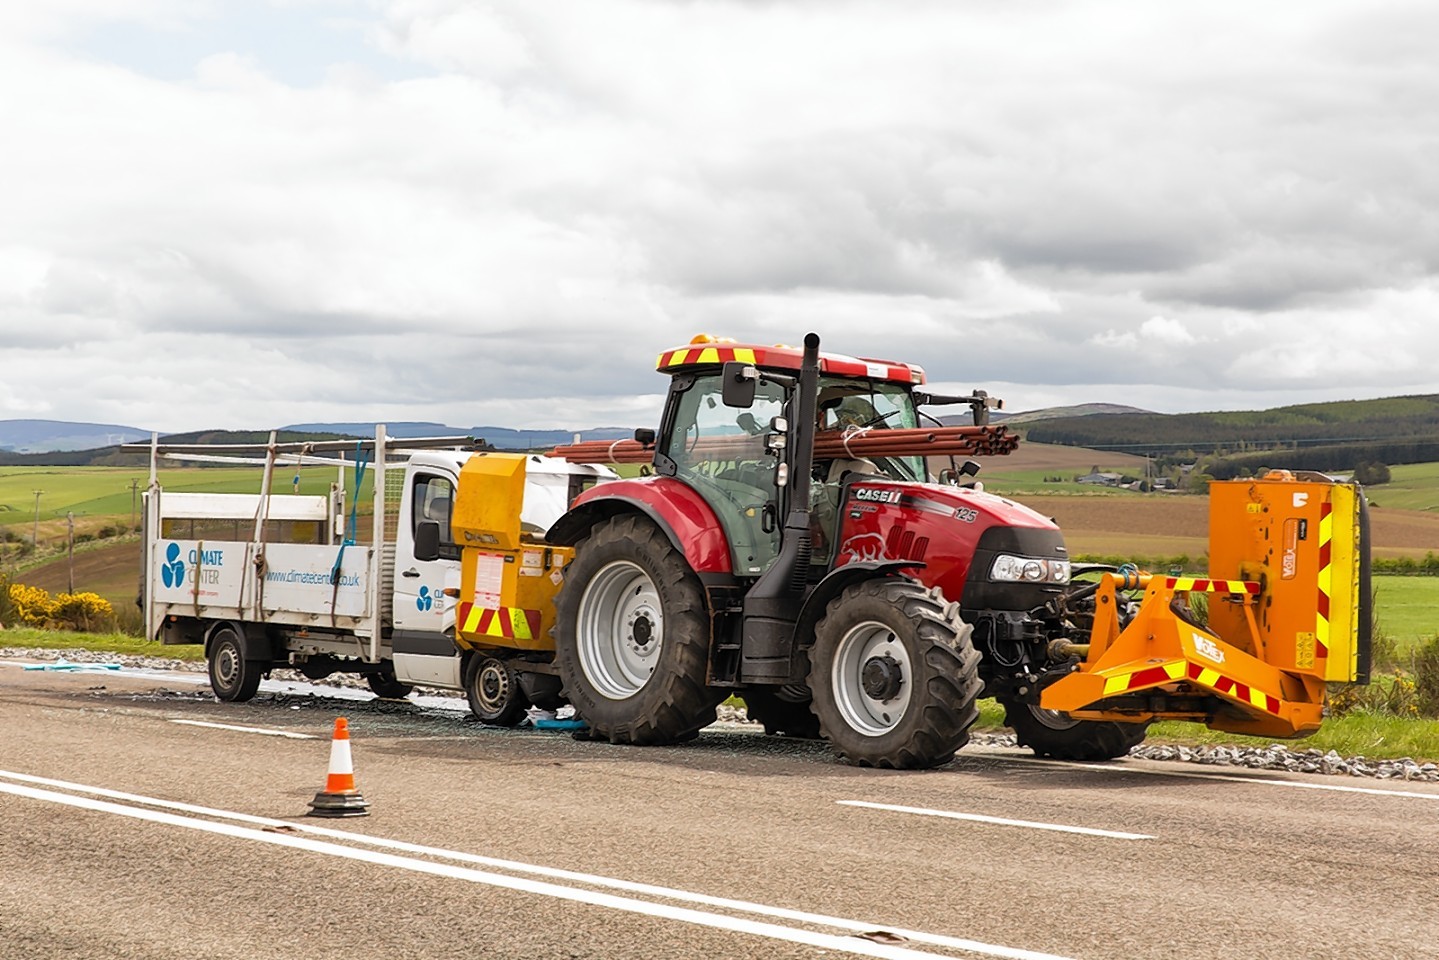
[651,335,928,576]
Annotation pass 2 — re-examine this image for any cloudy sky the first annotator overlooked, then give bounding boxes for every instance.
[1,0,1436,433]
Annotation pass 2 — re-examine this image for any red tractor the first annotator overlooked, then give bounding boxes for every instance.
[546,333,1146,769]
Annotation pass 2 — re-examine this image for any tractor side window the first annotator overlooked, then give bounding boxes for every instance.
[816,379,924,482]
[661,374,786,576]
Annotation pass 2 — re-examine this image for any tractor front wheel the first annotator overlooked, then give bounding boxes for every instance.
[555,515,722,745]
[807,578,981,769]
[1001,699,1149,761]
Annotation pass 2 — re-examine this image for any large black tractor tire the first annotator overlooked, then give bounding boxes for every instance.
[742,686,822,739]
[366,664,414,700]
[554,515,724,745]
[207,624,265,702]
[1001,699,1150,761]
[465,655,530,726]
[807,579,982,769]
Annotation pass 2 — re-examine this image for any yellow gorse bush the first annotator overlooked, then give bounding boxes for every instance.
[7,583,56,627]
[3,583,115,632]
[52,592,115,631]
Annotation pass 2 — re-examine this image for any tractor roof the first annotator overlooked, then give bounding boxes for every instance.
[656,335,925,386]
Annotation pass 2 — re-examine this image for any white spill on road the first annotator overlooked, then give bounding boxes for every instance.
[0,769,1078,960]
[0,659,470,711]
[837,800,1155,840]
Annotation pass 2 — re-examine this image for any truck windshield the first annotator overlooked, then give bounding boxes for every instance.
[816,378,925,482]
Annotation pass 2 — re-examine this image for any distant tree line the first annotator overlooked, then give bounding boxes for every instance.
[1025,394,1439,460]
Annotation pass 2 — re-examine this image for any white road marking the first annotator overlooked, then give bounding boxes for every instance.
[1083,762,1439,801]
[838,800,1154,840]
[168,719,317,739]
[0,769,1075,960]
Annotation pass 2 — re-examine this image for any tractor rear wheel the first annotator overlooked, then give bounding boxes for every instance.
[807,578,981,769]
[466,655,529,726]
[1001,699,1149,761]
[742,686,822,739]
[555,515,722,745]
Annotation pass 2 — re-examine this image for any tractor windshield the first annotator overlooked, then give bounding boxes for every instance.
[816,378,925,482]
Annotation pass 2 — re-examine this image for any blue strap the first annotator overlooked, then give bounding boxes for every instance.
[331,443,371,586]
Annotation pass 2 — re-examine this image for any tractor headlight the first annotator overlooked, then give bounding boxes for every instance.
[990,555,1070,585]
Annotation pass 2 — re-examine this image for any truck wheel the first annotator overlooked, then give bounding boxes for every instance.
[466,655,530,726]
[366,665,414,700]
[208,624,264,702]
[555,515,721,745]
[742,686,822,739]
[1001,700,1149,761]
[807,579,981,769]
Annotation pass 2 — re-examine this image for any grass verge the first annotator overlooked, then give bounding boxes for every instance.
[0,628,204,661]
[970,698,1439,763]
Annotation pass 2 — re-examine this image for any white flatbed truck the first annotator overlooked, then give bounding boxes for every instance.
[131,428,614,710]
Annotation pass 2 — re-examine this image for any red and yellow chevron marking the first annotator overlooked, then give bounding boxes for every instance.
[1163,577,1260,595]
[656,340,925,385]
[458,602,542,642]
[1315,501,1332,660]
[1099,659,1282,716]
[657,346,758,370]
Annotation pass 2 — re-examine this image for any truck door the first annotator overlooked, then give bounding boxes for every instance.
[391,468,463,687]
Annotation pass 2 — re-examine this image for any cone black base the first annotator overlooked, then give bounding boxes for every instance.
[307,790,370,818]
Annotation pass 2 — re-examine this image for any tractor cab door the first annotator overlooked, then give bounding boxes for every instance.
[658,373,785,577]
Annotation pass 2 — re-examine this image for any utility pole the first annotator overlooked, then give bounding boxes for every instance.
[130,478,140,532]
[67,511,75,594]
[32,490,42,545]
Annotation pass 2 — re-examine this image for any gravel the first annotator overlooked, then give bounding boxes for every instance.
[6,645,1436,783]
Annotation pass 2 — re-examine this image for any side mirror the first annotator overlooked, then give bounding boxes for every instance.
[721,360,758,408]
[414,520,441,562]
[634,427,656,446]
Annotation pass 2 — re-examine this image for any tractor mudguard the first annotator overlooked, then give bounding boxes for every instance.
[547,477,733,575]
[794,560,925,649]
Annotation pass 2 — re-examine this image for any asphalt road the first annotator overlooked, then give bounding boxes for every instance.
[2,661,1437,960]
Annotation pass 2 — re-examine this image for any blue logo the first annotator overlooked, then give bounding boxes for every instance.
[161,543,186,588]
[416,585,434,612]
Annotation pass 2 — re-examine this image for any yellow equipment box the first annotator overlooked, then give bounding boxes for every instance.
[450,454,572,653]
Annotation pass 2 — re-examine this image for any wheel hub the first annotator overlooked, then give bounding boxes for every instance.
[217,647,239,684]
[861,655,904,701]
[479,664,508,704]
[626,608,659,659]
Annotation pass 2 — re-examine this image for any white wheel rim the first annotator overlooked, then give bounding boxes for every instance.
[831,620,912,736]
[214,640,240,687]
[475,660,511,712]
[577,560,663,700]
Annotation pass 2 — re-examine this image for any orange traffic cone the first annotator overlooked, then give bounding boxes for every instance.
[307,717,370,818]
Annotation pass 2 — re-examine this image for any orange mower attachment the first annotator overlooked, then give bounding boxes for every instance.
[1041,471,1371,739]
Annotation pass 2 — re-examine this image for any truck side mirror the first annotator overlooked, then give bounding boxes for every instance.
[414,520,441,562]
[721,360,757,408]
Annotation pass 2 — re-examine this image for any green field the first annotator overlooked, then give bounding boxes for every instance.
[1363,462,1439,512]
[0,465,367,537]
[1373,575,1439,657]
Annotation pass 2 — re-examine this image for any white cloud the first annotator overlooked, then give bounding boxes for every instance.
[1,0,1438,433]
